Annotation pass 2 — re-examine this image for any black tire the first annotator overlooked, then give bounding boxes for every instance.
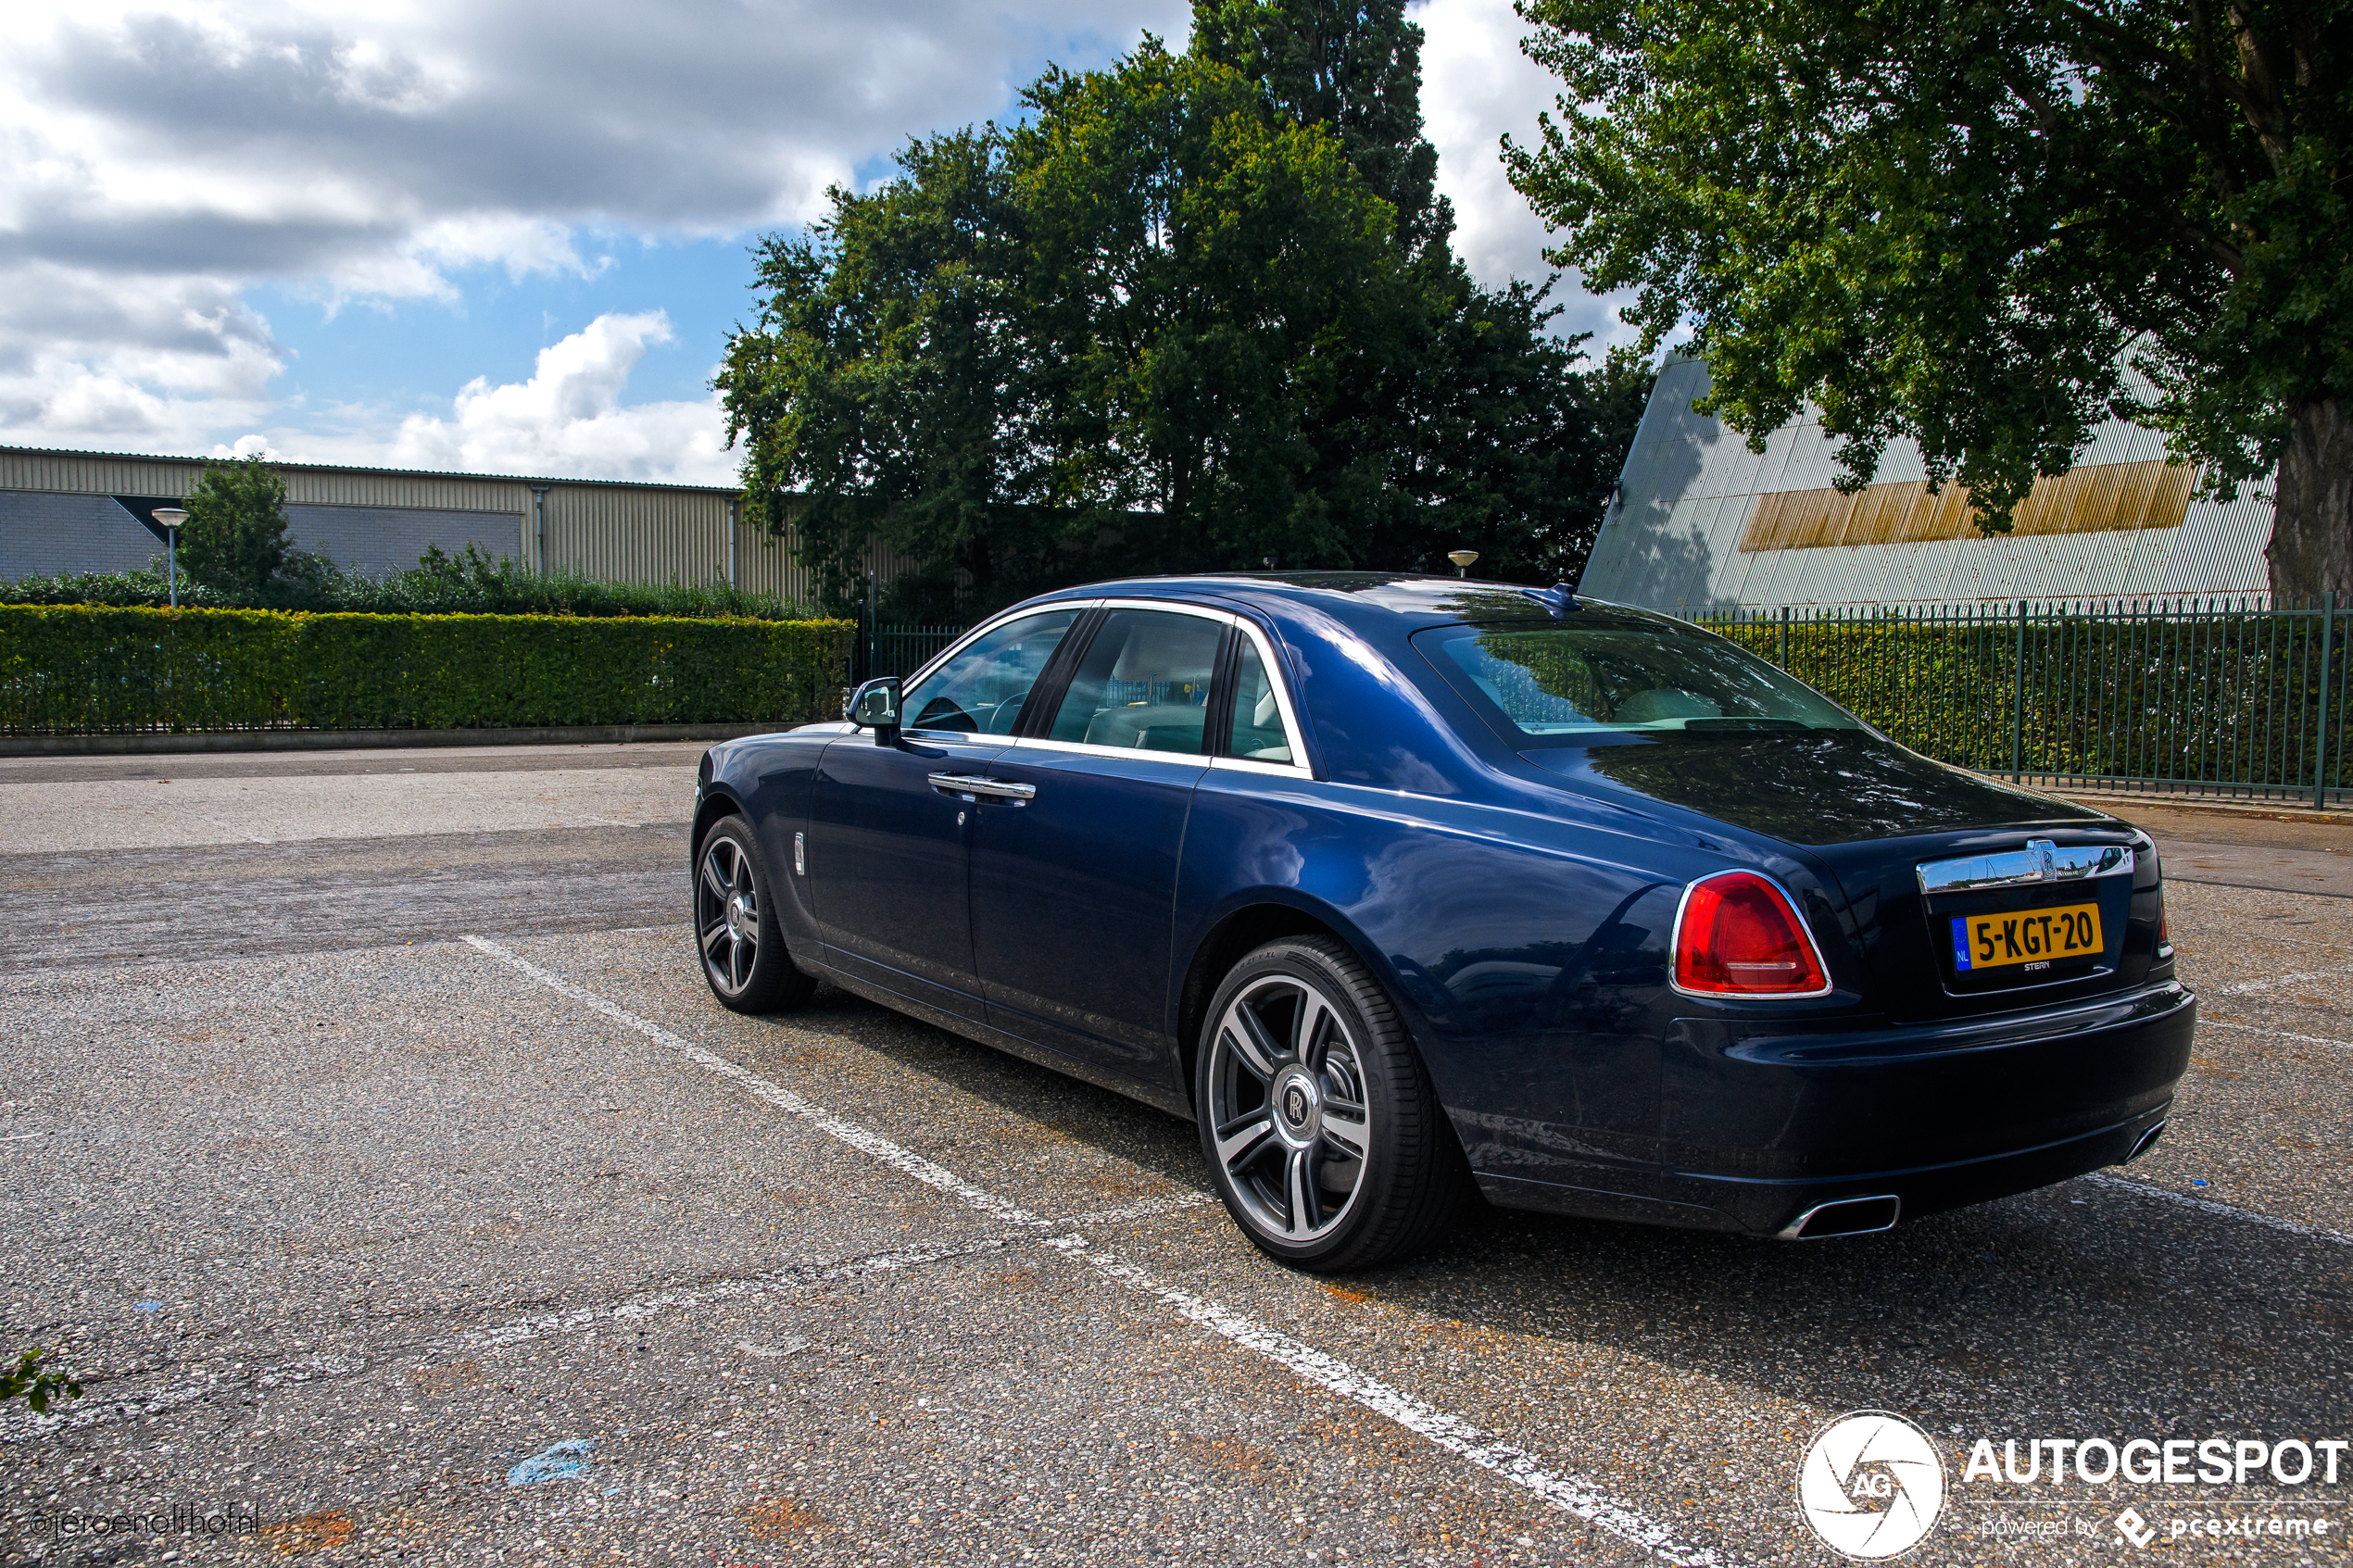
[693,815,817,1014]
[1195,935,1474,1272]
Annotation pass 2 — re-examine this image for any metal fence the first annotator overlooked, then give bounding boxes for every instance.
[861,622,969,683]
[854,598,2350,809]
[1693,596,2349,809]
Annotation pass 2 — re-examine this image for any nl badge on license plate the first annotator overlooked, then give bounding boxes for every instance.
[1952,903,2104,973]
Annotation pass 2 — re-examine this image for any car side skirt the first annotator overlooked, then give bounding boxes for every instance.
[799,948,1197,1122]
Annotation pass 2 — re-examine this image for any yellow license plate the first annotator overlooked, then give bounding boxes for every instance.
[1952,903,2104,972]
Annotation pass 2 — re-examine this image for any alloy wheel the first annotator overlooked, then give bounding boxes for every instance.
[697,834,761,996]
[1205,972,1373,1243]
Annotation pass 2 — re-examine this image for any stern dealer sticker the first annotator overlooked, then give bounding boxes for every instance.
[1796,1413,2345,1557]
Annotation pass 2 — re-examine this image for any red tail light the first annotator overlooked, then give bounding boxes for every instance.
[1672,872,1831,996]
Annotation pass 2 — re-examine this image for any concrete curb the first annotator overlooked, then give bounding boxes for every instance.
[0,721,808,758]
[1980,773,2353,827]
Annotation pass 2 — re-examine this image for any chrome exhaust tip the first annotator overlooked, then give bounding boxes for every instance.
[2124,1122,2167,1164]
[1778,1194,1902,1240]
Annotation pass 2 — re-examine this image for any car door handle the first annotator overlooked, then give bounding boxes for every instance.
[927,772,1038,803]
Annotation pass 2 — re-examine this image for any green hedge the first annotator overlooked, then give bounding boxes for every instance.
[0,606,854,734]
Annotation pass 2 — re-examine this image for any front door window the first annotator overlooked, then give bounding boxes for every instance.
[903,610,1080,735]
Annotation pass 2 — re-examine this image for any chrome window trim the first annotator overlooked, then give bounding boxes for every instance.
[1667,868,1836,1001]
[1000,734,1218,767]
[1208,754,1313,778]
[1915,839,2135,897]
[975,596,1315,777]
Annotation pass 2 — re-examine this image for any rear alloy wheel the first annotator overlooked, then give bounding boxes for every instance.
[694,816,816,1013]
[1197,936,1471,1271]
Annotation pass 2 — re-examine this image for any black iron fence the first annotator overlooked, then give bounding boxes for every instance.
[1693,596,2349,809]
[861,622,968,682]
[849,598,2350,809]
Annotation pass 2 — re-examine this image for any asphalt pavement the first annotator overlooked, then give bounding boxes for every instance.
[2,744,2347,1565]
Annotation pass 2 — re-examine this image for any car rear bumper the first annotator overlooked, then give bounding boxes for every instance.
[1475,979,2196,1237]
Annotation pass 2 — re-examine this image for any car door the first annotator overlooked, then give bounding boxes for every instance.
[804,608,1081,1022]
[967,604,1231,1083]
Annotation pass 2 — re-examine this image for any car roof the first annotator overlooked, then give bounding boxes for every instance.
[1026,571,1670,635]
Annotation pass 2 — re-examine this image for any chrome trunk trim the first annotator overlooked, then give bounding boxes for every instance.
[1916,838,2133,896]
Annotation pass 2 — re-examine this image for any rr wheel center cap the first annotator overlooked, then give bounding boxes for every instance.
[726,894,753,940]
[1271,1066,1322,1148]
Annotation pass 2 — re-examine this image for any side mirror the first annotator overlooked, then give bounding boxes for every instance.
[847,677,901,743]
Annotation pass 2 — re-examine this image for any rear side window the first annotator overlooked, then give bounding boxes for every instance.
[1047,609,1225,755]
[1416,621,1860,745]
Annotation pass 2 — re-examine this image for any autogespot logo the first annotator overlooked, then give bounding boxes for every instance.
[1798,1411,1948,1558]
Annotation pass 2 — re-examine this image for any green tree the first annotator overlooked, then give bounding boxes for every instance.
[719,5,1650,612]
[180,457,294,598]
[1193,0,1447,251]
[1504,0,2352,598]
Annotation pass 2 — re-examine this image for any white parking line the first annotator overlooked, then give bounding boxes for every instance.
[2199,1018,2353,1050]
[2082,1175,2353,1248]
[457,1236,1008,1351]
[462,935,1736,1568]
[2220,961,2353,996]
[1056,1192,1217,1226]
[0,1354,364,1444]
[0,1239,1011,1447]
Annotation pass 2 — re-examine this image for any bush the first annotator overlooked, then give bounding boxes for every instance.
[0,544,818,621]
[0,605,854,734]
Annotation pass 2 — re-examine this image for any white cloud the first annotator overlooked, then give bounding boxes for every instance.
[0,0,1187,462]
[0,263,283,447]
[1415,0,1639,349]
[378,311,734,483]
[0,0,1634,469]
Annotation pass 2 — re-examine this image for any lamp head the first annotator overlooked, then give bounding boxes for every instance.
[153,508,188,532]
[1446,548,1478,571]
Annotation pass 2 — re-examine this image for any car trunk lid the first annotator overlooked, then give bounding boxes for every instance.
[1519,732,2165,1020]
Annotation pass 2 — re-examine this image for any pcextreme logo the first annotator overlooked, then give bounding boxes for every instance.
[1797,1411,1948,1559]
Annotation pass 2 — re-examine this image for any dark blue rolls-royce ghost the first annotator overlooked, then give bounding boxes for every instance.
[688,574,2193,1270]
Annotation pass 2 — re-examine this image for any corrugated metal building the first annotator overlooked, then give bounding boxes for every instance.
[1578,356,2277,611]
[0,445,929,604]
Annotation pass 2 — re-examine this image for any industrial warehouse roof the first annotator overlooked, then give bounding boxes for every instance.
[0,444,738,494]
[1577,356,2275,611]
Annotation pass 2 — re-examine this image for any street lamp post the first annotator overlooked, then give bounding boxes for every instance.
[1446,548,1478,578]
[153,507,188,609]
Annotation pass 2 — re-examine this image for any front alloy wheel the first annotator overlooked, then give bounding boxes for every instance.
[693,816,815,1013]
[1197,936,1471,1271]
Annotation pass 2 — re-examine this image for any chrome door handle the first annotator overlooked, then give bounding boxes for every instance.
[927,772,1038,803]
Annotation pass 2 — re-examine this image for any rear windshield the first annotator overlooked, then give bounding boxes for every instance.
[1415,621,1862,745]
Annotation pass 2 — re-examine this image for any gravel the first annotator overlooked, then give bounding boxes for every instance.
[1,743,2344,1565]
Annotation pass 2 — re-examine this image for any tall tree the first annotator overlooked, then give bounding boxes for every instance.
[1504,0,2353,598]
[719,130,1043,609]
[720,6,1651,613]
[1192,0,1447,251]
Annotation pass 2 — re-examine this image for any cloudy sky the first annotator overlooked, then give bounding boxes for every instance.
[0,0,1617,483]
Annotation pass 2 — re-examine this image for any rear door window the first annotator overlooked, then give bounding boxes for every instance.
[1225,636,1296,763]
[1046,609,1227,755]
